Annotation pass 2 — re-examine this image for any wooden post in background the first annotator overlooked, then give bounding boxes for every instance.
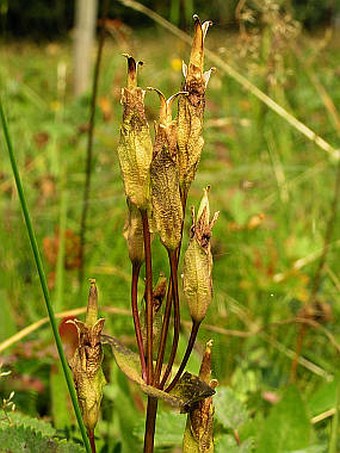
[73,0,98,97]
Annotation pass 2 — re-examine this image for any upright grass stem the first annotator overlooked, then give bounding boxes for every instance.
[0,101,91,453]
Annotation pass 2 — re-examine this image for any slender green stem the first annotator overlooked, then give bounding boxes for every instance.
[154,279,173,386]
[0,101,91,452]
[131,262,147,381]
[166,320,201,392]
[160,250,180,388]
[141,210,154,384]
[78,0,109,285]
[143,396,158,453]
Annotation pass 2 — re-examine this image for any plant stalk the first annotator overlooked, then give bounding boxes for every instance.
[131,262,147,381]
[160,250,181,388]
[154,279,173,386]
[166,320,201,392]
[143,396,158,453]
[141,210,154,384]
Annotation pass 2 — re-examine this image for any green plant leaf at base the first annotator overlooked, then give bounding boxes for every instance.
[214,387,248,430]
[256,385,312,453]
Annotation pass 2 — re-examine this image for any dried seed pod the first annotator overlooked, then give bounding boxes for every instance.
[117,55,152,210]
[178,16,214,198]
[150,89,185,251]
[123,201,144,265]
[182,341,217,453]
[60,280,106,431]
[183,187,219,323]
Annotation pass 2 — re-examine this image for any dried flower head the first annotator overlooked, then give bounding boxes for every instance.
[183,341,217,452]
[117,55,153,210]
[150,89,184,251]
[178,16,214,198]
[183,187,219,323]
[59,280,106,431]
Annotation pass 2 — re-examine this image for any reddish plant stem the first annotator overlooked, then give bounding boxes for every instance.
[166,320,201,392]
[154,279,173,386]
[159,250,181,388]
[131,261,147,381]
[141,210,154,384]
[88,429,96,453]
[143,396,158,453]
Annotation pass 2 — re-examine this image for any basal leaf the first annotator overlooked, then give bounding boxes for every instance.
[214,387,248,430]
[256,385,311,453]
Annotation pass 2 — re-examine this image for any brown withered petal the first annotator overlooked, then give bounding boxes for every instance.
[117,55,152,210]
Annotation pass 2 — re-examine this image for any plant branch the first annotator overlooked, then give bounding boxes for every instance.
[166,320,201,392]
[159,250,181,388]
[131,262,147,381]
[141,210,154,384]
[154,279,173,386]
[0,100,91,452]
[78,0,109,285]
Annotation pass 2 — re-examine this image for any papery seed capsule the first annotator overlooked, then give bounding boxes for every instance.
[182,341,217,452]
[61,280,106,431]
[149,89,184,251]
[183,188,219,323]
[117,55,152,210]
[123,201,145,265]
[177,16,214,199]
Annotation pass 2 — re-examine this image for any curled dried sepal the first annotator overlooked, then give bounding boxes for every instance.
[123,201,144,265]
[117,55,152,210]
[178,16,214,198]
[182,341,217,452]
[60,281,106,431]
[183,187,219,322]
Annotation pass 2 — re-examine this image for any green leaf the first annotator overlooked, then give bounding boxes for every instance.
[103,335,215,412]
[307,379,337,417]
[214,387,248,430]
[215,434,254,453]
[134,410,185,448]
[256,385,312,453]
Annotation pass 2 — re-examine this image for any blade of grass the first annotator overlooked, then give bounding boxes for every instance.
[0,99,91,453]
[118,0,339,160]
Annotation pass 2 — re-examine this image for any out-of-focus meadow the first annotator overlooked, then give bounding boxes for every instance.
[0,1,339,451]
